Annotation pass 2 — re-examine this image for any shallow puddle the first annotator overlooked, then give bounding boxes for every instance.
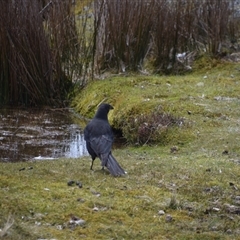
[0,108,88,162]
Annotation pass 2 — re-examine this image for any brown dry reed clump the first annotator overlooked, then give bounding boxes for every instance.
[94,0,239,73]
[0,0,93,107]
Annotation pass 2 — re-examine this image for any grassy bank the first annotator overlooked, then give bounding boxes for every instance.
[1,62,240,239]
[73,60,240,145]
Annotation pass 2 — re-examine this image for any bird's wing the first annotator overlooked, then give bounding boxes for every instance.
[89,135,112,157]
[84,119,113,141]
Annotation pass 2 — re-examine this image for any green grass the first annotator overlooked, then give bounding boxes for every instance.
[1,62,240,239]
[1,148,239,239]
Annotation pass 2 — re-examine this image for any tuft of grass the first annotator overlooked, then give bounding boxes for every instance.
[0,215,14,238]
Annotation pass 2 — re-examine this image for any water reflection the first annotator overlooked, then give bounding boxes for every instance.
[0,108,88,162]
[63,131,87,158]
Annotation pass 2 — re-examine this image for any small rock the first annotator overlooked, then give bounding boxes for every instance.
[234,196,240,205]
[69,219,85,227]
[93,207,99,211]
[226,229,232,234]
[56,225,63,230]
[158,210,165,215]
[91,190,101,197]
[69,215,86,227]
[235,196,240,200]
[67,180,75,186]
[35,221,41,226]
[204,187,212,192]
[170,146,178,153]
[165,214,173,222]
[222,150,229,155]
[73,219,85,226]
[212,207,220,212]
[224,203,240,214]
[211,226,218,231]
[76,181,83,188]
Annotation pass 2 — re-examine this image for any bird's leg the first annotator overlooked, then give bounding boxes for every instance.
[90,160,94,170]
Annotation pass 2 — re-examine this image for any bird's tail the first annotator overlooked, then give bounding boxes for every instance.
[105,153,125,177]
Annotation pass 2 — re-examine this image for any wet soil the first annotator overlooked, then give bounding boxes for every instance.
[0,108,88,162]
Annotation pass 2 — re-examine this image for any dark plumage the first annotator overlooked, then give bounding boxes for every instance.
[83,103,125,177]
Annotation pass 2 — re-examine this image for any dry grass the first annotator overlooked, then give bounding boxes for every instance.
[0,215,14,238]
[94,0,239,74]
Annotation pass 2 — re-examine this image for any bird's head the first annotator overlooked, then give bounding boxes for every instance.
[95,103,114,119]
[98,103,113,111]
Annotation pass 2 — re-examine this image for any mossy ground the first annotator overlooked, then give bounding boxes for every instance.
[1,61,240,239]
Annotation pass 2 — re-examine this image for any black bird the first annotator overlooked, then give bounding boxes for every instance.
[84,103,125,177]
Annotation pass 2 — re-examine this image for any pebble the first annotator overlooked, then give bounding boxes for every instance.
[235,196,240,200]
[72,219,85,226]
[211,226,218,231]
[76,181,83,188]
[56,225,63,230]
[165,214,173,222]
[158,210,165,215]
[67,180,83,188]
[35,221,41,226]
[212,207,220,212]
[67,180,75,186]
[69,216,86,227]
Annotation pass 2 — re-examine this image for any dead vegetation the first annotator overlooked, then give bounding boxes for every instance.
[0,0,93,106]
[1,0,240,106]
